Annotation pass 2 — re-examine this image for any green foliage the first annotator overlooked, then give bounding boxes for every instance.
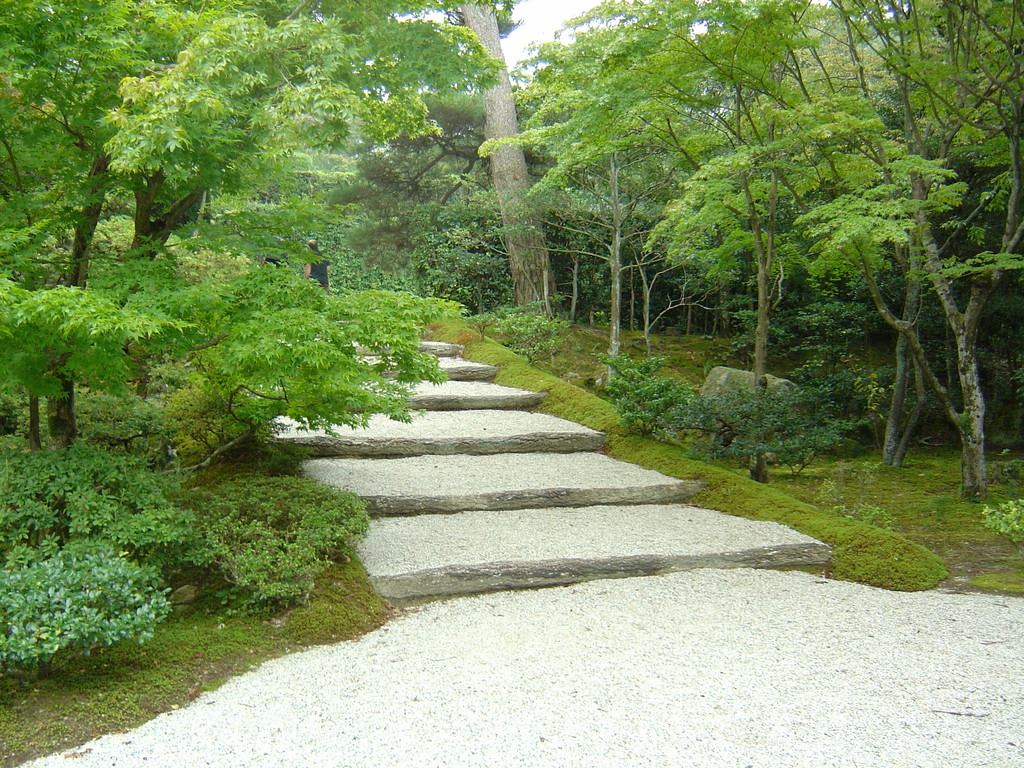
[181,476,369,611]
[677,388,851,475]
[0,549,171,677]
[0,445,194,570]
[599,354,695,436]
[982,499,1024,553]
[76,390,172,461]
[491,306,568,364]
[815,465,896,531]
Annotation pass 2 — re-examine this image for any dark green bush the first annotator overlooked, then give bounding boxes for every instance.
[0,445,196,570]
[492,306,568,364]
[600,354,695,436]
[181,475,369,611]
[676,387,851,474]
[76,389,172,461]
[0,548,171,677]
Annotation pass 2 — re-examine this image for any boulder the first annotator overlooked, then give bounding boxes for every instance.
[700,366,797,397]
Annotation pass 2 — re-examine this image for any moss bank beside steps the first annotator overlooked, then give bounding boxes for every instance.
[429,321,948,592]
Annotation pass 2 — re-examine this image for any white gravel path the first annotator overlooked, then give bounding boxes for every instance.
[25,569,1024,768]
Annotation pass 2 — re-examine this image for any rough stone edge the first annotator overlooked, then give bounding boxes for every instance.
[406,391,547,411]
[275,431,607,457]
[363,480,705,516]
[438,361,500,381]
[370,542,833,601]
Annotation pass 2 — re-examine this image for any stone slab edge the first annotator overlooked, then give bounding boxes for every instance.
[363,480,705,516]
[406,391,547,411]
[277,431,607,457]
[370,542,834,601]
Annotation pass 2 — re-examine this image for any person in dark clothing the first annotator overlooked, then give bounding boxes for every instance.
[304,239,330,290]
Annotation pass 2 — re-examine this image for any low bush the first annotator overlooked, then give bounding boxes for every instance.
[982,499,1024,554]
[492,306,568,364]
[677,387,852,475]
[0,444,196,570]
[181,475,370,611]
[0,548,171,677]
[600,354,695,436]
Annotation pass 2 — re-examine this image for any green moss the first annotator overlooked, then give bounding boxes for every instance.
[284,558,391,646]
[429,320,949,592]
[969,572,1024,593]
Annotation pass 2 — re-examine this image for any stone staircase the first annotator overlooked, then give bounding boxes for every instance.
[276,340,832,603]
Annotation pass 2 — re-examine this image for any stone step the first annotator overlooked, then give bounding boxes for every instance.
[302,452,703,516]
[358,504,833,602]
[362,356,499,383]
[407,380,546,411]
[419,340,463,358]
[353,341,463,358]
[274,411,605,457]
[437,357,499,382]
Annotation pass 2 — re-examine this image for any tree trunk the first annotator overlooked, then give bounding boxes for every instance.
[28,395,41,451]
[47,376,77,449]
[460,5,553,311]
[883,333,912,465]
[569,255,579,323]
[892,359,926,467]
[607,153,624,359]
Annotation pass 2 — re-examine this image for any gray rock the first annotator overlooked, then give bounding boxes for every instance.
[700,366,797,397]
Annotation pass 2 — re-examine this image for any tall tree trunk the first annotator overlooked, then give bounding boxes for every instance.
[883,264,922,465]
[569,255,579,323]
[47,377,77,449]
[743,169,774,484]
[460,5,553,311]
[28,395,41,451]
[608,153,623,358]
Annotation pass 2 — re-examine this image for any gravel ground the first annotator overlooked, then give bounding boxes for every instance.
[25,569,1024,768]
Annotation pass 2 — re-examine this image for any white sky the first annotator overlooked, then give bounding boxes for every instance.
[502,0,602,65]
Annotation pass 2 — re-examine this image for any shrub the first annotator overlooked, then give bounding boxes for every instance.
[181,475,370,611]
[599,354,695,436]
[76,389,172,462]
[0,548,171,677]
[0,445,196,570]
[982,499,1024,553]
[492,307,568,364]
[676,387,851,475]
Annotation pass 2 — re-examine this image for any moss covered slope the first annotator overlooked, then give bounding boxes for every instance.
[429,321,947,592]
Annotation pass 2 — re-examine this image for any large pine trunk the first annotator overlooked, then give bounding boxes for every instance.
[460,5,553,311]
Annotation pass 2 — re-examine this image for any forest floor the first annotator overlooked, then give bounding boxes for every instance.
[537,325,1024,597]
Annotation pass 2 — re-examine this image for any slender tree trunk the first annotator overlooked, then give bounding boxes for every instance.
[608,153,623,358]
[743,169,774,484]
[883,266,922,465]
[28,395,41,451]
[47,377,77,449]
[893,359,926,467]
[460,5,553,311]
[569,255,579,323]
[883,333,912,465]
